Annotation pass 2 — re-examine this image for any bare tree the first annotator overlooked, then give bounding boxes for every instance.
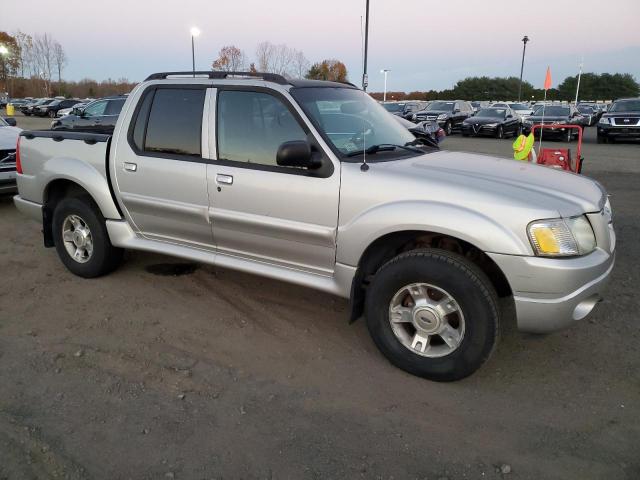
[53,41,67,86]
[255,41,275,72]
[211,45,246,72]
[32,33,56,95]
[254,41,301,77]
[13,31,34,78]
[291,50,309,79]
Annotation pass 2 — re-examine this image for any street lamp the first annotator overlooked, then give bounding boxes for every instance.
[190,27,200,77]
[517,35,529,102]
[380,69,390,102]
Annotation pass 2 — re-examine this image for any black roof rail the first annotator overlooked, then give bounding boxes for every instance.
[144,71,290,85]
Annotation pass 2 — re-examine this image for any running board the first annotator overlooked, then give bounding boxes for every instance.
[106,220,355,298]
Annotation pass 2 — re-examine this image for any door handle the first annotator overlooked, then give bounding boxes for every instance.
[123,162,137,172]
[216,174,233,185]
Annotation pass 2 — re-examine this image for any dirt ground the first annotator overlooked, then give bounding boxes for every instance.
[0,115,639,479]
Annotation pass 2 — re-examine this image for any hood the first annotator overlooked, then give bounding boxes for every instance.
[362,150,604,218]
[463,117,503,125]
[603,111,640,118]
[527,115,570,122]
[417,110,450,116]
[0,126,22,149]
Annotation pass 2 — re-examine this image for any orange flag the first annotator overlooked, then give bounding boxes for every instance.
[544,66,552,90]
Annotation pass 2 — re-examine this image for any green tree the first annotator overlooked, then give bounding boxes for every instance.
[305,59,348,82]
[558,72,639,101]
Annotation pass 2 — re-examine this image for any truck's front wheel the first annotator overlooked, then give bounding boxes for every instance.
[52,196,123,278]
[365,249,499,381]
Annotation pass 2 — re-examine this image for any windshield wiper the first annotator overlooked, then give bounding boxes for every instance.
[346,143,423,157]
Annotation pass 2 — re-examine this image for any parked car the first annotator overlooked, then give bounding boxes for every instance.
[56,102,88,118]
[575,104,597,126]
[507,103,534,119]
[411,100,473,134]
[461,107,522,138]
[597,97,640,144]
[381,101,427,120]
[522,105,585,141]
[14,70,615,382]
[51,96,127,134]
[35,98,82,118]
[0,116,21,194]
[21,98,54,116]
[6,99,31,109]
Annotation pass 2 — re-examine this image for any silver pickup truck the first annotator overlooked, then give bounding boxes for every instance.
[13,71,615,381]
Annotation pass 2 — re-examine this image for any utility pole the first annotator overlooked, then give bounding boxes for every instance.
[517,35,529,102]
[362,0,370,91]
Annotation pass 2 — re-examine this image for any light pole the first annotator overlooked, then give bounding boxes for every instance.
[362,0,370,91]
[574,58,584,106]
[380,69,390,101]
[190,27,200,77]
[517,35,529,102]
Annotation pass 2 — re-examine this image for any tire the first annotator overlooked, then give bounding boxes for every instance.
[495,126,504,139]
[365,249,500,382]
[52,196,123,278]
[597,135,607,144]
[444,121,452,135]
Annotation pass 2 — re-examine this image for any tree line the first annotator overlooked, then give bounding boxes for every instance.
[370,73,639,102]
[0,30,135,99]
[210,42,348,82]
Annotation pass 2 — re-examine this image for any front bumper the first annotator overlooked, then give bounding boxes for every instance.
[488,246,615,333]
[597,124,640,139]
[461,123,498,136]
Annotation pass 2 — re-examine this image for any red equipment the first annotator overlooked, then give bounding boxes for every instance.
[530,124,584,174]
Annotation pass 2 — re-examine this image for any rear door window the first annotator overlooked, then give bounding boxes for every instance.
[105,98,126,116]
[83,100,108,117]
[143,88,205,157]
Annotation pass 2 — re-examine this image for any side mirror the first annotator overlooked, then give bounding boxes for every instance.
[276,140,316,169]
[3,117,17,126]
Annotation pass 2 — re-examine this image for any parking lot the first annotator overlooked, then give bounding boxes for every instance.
[0,113,638,479]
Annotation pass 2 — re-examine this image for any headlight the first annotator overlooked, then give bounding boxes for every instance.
[527,216,596,257]
[485,123,499,127]
[437,114,447,120]
[598,117,610,125]
[411,114,417,120]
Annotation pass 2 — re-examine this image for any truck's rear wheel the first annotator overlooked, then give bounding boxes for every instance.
[365,249,499,381]
[52,196,123,278]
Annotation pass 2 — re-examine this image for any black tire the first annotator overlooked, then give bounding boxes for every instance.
[365,249,500,382]
[495,126,504,139]
[608,137,615,144]
[444,121,452,135]
[52,196,123,278]
[597,135,607,144]
[516,124,523,137]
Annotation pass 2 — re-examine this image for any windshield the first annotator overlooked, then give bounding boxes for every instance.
[578,106,593,113]
[426,101,455,111]
[382,103,403,112]
[508,103,528,110]
[532,106,570,116]
[609,100,640,112]
[476,109,506,118]
[49,100,61,106]
[290,87,420,159]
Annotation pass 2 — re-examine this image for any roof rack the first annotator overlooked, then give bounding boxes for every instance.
[144,71,290,85]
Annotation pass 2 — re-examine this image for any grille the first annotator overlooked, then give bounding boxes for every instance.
[613,117,639,126]
[0,149,16,172]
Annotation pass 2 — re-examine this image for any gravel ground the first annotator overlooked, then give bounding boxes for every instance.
[0,113,639,479]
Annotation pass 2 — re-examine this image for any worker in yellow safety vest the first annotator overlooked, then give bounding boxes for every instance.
[512,132,536,162]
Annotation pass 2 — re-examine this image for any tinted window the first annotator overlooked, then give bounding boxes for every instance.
[144,88,205,157]
[132,91,154,151]
[217,90,307,167]
[105,99,125,115]
[83,100,108,117]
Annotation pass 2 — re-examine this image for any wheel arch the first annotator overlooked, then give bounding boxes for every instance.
[348,229,513,322]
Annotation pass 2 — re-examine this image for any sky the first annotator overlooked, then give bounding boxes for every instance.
[2,0,639,92]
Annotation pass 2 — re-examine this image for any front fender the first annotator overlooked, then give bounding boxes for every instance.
[41,156,121,219]
[336,200,532,266]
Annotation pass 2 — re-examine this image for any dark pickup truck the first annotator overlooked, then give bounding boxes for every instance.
[597,98,640,143]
